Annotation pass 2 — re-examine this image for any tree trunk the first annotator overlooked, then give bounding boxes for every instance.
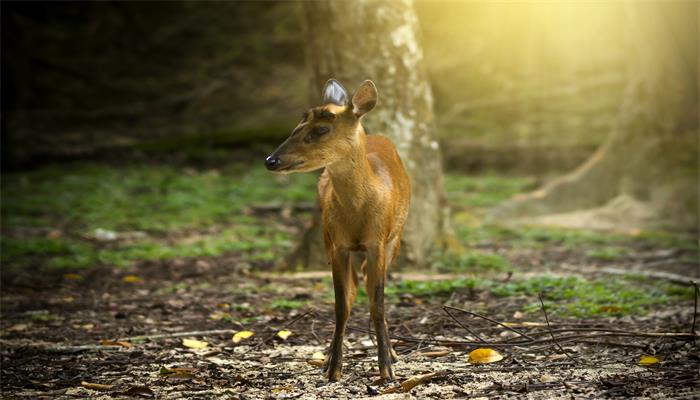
[490,2,699,233]
[292,0,451,269]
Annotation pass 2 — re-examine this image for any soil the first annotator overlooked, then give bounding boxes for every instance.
[1,241,699,399]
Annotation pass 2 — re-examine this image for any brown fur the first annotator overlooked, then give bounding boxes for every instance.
[267,80,410,382]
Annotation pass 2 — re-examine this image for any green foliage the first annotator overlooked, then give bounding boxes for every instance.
[444,174,534,212]
[269,299,306,310]
[491,275,693,317]
[1,163,315,270]
[387,278,481,297]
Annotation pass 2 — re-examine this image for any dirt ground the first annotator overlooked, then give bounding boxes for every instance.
[2,240,699,400]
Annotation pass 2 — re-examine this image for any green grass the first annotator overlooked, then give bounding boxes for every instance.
[490,275,694,317]
[444,173,535,211]
[1,162,316,270]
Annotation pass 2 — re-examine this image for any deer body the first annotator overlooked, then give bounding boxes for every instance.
[265,80,410,382]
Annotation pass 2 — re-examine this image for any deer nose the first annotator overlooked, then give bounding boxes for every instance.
[265,156,281,171]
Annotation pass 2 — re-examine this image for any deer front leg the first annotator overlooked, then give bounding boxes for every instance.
[366,244,394,381]
[326,247,357,382]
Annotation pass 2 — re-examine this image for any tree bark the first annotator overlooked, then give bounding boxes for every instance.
[490,2,699,233]
[292,0,451,269]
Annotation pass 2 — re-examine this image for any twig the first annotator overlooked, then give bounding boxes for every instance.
[538,294,577,364]
[443,305,535,341]
[443,306,488,343]
[692,281,698,334]
[117,329,238,342]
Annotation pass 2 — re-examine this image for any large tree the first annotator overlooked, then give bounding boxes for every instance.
[491,2,699,233]
[293,0,452,269]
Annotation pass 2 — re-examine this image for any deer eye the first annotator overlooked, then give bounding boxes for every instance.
[316,126,330,135]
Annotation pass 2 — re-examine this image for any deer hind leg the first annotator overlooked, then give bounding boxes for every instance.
[383,237,400,363]
[366,243,394,380]
[326,247,357,382]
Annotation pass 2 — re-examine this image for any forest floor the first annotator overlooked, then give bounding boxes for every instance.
[1,160,699,399]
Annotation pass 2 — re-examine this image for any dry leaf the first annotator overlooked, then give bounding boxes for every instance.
[468,348,503,364]
[182,338,208,349]
[100,339,131,347]
[82,324,95,331]
[122,275,143,283]
[639,355,660,365]
[81,381,113,391]
[232,331,255,343]
[63,273,82,281]
[307,351,326,367]
[381,371,444,394]
[276,330,292,340]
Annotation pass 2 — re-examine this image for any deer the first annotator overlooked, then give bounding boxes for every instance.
[264,79,410,382]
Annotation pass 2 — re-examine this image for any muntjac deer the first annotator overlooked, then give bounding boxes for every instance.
[265,79,410,382]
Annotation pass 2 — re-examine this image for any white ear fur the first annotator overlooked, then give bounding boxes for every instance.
[351,80,378,117]
[322,79,349,106]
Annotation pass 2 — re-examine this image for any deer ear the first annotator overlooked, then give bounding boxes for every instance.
[351,80,377,117]
[322,79,349,106]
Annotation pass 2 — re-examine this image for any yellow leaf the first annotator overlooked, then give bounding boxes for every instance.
[468,348,503,364]
[639,355,660,365]
[307,351,326,367]
[232,331,255,343]
[182,338,208,349]
[312,282,326,292]
[63,273,82,281]
[276,330,292,340]
[81,324,95,331]
[122,275,142,283]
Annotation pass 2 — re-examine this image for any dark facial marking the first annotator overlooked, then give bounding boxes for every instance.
[301,111,310,122]
[304,126,330,143]
[314,109,336,121]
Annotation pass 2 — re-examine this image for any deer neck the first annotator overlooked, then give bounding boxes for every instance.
[325,126,374,207]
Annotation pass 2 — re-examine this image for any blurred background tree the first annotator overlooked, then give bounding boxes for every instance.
[294,0,451,269]
[491,1,698,232]
[2,0,697,236]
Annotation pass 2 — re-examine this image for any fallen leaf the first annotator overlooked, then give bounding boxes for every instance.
[216,303,230,309]
[639,355,660,365]
[413,350,450,358]
[81,381,113,391]
[382,371,445,394]
[468,348,503,364]
[232,331,255,343]
[182,338,208,349]
[512,311,524,319]
[82,324,95,331]
[121,386,155,398]
[307,351,326,367]
[597,306,624,313]
[276,330,292,340]
[122,275,143,283]
[100,339,131,347]
[63,273,82,281]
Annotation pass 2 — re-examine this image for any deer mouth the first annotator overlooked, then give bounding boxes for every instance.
[277,160,305,172]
